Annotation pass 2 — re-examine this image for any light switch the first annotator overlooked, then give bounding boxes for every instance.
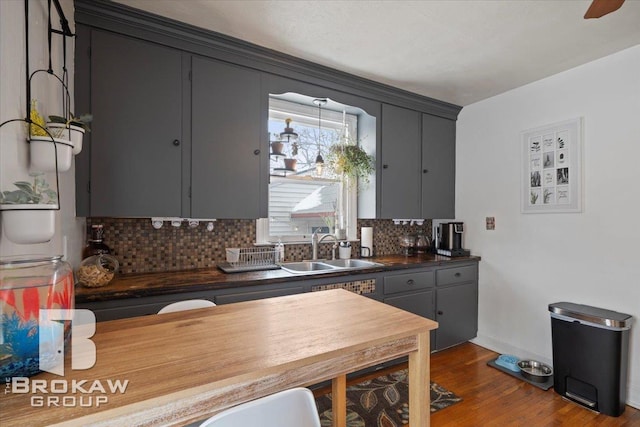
[486,217,495,230]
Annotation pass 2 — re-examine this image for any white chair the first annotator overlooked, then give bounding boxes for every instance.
[199,387,321,427]
[157,299,216,314]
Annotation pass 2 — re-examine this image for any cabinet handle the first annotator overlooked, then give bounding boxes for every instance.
[172,139,180,146]
[423,169,429,174]
[437,310,444,315]
[254,149,261,155]
[454,272,461,277]
[383,164,389,169]
[406,279,414,285]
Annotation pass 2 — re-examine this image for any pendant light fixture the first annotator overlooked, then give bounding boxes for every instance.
[313,98,327,175]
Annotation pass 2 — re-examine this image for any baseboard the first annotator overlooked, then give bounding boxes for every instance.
[471,334,639,411]
[470,335,552,366]
[627,383,640,410]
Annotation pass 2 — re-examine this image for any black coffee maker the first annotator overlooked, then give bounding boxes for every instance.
[436,222,470,257]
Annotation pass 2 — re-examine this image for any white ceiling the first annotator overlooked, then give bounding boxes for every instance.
[113,0,640,106]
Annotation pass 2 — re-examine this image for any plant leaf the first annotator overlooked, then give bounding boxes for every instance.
[13,181,33,193]
[48,115,67,123]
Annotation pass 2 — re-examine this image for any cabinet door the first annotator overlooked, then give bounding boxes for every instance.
[384,290,435,351]
[436,282,478,350]
[421,114,455,219]
[191,56,265,218]
[380,104,421,218]
[89,30,184,216]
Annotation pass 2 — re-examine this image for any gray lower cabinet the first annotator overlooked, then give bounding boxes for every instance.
[382,263,478,351]
[385,290,436,352]
[383,269,436,350]
[434,264,479,350]
[214,286,304,305]
[78,282,306,322]
[435,282,478,350]
[77,273,380,322]
[78,263,478,352]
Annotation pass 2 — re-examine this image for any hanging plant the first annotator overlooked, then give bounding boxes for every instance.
[0,174,58,205]
[48,113,93,133]
[0,174,58,245]
[327,143,375,185]
[29,100,48,137]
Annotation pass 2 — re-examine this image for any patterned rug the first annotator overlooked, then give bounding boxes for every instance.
[315,369,461,427]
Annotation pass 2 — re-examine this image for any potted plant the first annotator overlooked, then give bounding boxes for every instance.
[283,141,299,171]
[47,113,92,155]
[270,133,284,156]
[326,142,375,187]
[27,101,73,172]
[0,174,58,244]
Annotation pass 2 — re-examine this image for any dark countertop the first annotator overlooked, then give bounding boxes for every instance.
[75,254,480,303]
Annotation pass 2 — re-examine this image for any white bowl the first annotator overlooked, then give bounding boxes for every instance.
[29,136,73,172]
[0,204,57,244]
[47,123,85,155]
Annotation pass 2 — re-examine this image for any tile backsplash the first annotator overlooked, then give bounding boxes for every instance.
[87,218,433,274]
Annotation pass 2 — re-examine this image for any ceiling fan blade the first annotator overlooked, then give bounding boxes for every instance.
[584,0,625,18]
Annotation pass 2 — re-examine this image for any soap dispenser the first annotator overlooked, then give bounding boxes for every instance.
[275,239,285,263]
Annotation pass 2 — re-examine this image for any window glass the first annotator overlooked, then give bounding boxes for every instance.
[266,97,357,242]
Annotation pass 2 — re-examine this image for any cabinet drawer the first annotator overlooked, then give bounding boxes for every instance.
[384,271,435,295]
[436,264,477,286]
[215,286,304,305]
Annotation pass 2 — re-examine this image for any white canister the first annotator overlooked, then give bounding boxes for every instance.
[339,244,351,259]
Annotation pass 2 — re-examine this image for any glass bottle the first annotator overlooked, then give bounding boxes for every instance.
[415,234,430,253]
[82,224,111,259]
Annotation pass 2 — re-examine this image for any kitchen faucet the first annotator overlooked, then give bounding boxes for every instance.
[311,231,338,260]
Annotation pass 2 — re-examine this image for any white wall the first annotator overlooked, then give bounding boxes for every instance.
[0,0,83,263]
[457,45,640,408]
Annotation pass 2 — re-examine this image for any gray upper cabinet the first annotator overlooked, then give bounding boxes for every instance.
[380,104,422,218]
[421,114,455,218]
[74,1,462,219]
[190,56,265,218]
[87,29,185,217]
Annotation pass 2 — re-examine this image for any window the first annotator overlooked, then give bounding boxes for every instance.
[260,96,359,243]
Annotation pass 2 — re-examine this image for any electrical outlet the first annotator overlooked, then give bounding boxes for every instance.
[486,217,495,230]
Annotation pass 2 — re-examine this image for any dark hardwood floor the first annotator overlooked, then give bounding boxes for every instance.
[430,343,640,426]
[315,342,640,426]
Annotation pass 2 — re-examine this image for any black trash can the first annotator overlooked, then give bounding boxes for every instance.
[549,302,633,416]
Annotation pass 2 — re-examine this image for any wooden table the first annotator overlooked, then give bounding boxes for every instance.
[1,289,438,426]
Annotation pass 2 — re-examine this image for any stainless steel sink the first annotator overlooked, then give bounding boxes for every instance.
[321,259,383,269]
[279,261,336,272]
[280,259,383,274]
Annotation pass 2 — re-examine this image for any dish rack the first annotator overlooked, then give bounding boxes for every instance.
[217,247,281,273]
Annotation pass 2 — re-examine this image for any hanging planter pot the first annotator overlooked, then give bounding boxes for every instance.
[283,158,297,171]
[47,114,91,156]
[0,204,57,244]
[29,136,73,173]
[271,141,284,155]
[0,176,59,244]
[47,122,85,155]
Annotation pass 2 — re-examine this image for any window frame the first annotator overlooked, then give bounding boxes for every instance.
[257,97,359,244]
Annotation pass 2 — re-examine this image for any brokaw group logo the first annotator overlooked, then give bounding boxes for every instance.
[4,309,129,408]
